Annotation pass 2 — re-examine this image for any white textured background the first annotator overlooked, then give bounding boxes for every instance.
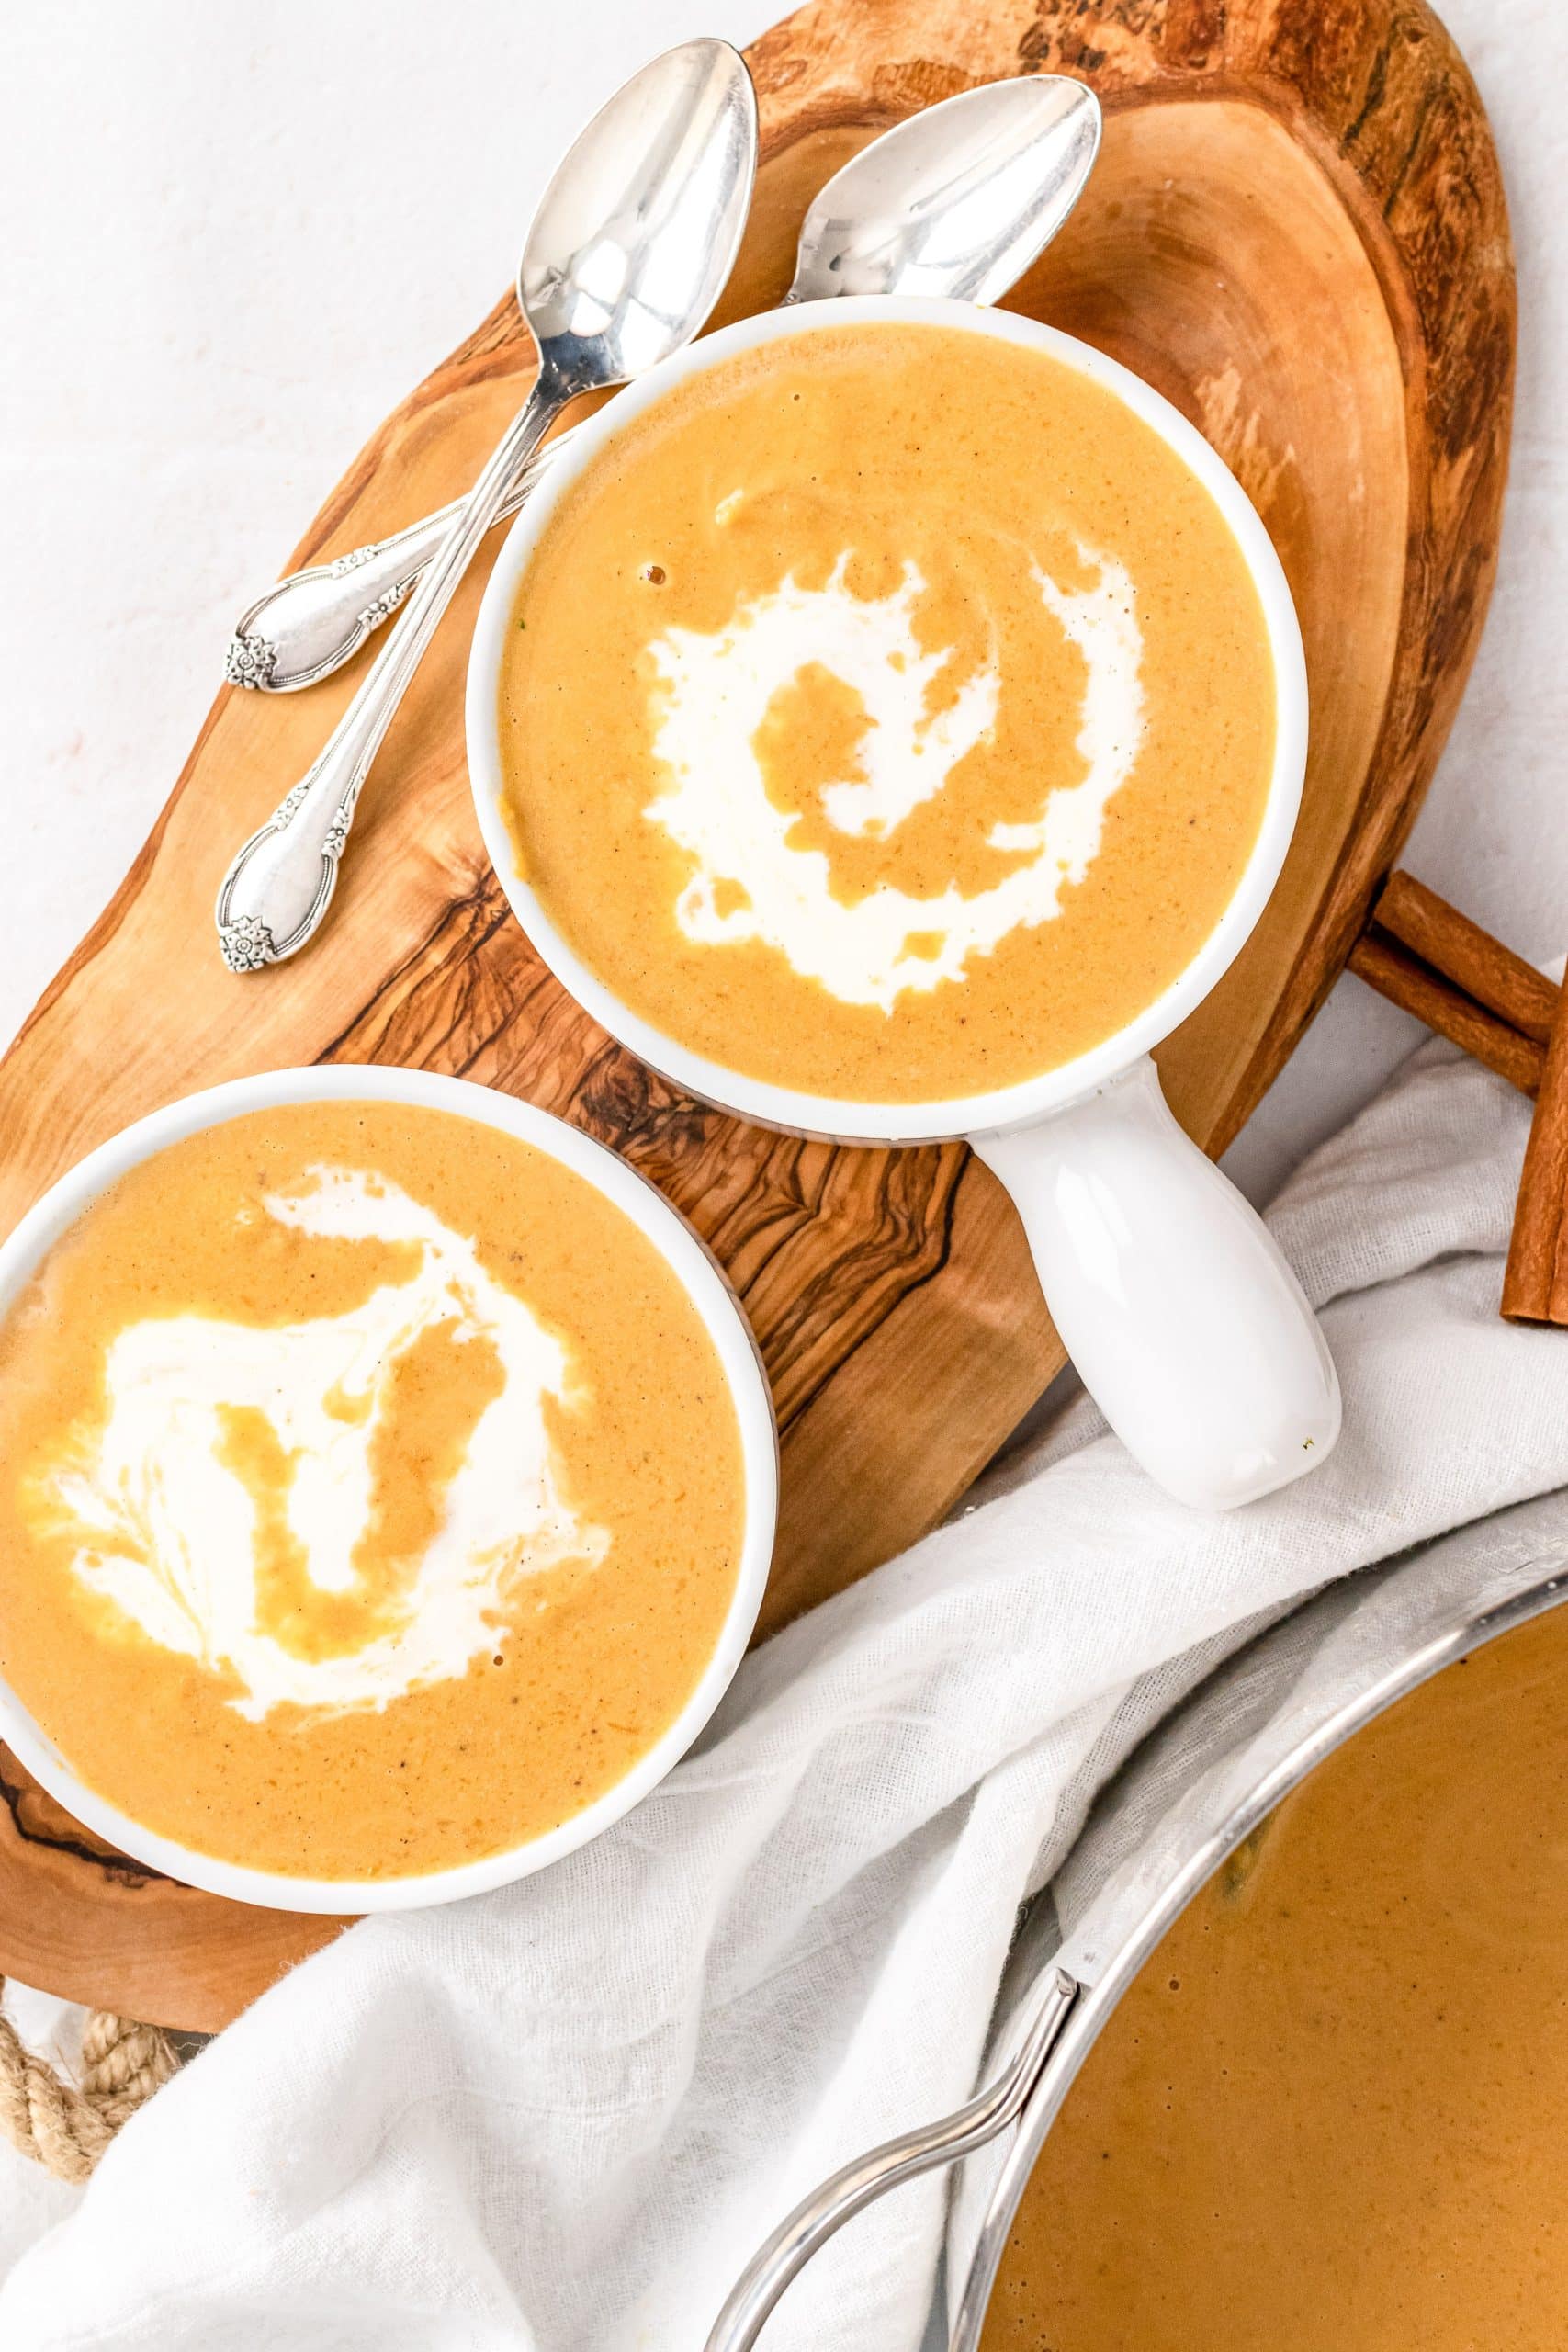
[0,0,1560,2259]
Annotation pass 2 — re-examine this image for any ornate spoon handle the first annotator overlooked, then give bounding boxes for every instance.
[215,369,569,972]
[224,426,577,696]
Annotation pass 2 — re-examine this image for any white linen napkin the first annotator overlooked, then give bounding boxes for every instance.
[5,1035,1568,2352]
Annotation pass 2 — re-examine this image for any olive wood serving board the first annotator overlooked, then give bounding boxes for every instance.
[0,0,1513,2029]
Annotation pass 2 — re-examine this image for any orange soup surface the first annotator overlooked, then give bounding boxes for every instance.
[0,1102,746,1880]
[984,1605,1568,2350]
[499,322,1278,1102]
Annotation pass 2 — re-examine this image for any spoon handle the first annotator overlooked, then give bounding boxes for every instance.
[223,287,809,698]
[215,372,566,972]
[224,427,581,696]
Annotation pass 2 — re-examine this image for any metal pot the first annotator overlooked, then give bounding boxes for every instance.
[704,1499,1568,2351]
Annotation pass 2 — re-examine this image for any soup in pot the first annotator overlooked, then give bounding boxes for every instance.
[983,1603,1568,2350]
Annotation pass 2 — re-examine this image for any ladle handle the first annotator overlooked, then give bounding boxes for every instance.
[971,1057,1340,1510]
[702,1972,1077,2352]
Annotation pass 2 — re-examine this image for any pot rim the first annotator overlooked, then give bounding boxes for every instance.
[700,1535,1568,2352]
[947,1545,1568,2349]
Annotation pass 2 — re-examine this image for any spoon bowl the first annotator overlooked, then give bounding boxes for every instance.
[788,75,1101,306]
[523,39,758,386]
[222,76,1102,697]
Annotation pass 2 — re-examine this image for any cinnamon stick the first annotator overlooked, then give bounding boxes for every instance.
[1347,929,1546,1097]
[1503,978,1568,1322]
[1371,871,1559,1044]
[1348,867,1568,1328]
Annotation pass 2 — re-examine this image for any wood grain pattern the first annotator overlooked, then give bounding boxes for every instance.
[0,0,1513,2029]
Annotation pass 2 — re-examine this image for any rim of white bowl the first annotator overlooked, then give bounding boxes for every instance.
[0,1064,778,1914]
[467,295,1310,1148]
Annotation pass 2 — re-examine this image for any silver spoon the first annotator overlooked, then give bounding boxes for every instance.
[215,39,758,973]
[223,75,1101,699]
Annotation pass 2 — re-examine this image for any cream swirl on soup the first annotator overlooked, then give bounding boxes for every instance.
[499,322,1277,1103]
[646,544,1144,1012]
[37,1168,605,1719]
[0,1103,746,1881]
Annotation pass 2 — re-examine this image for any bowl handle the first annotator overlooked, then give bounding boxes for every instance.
[701,1972,1078,2352]
[970,1057,1339,1509]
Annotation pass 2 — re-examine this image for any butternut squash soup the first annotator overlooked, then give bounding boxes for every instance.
[982,1604,1568,2350]
[498,322,1278,1103]
[0,1102,746,1880]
